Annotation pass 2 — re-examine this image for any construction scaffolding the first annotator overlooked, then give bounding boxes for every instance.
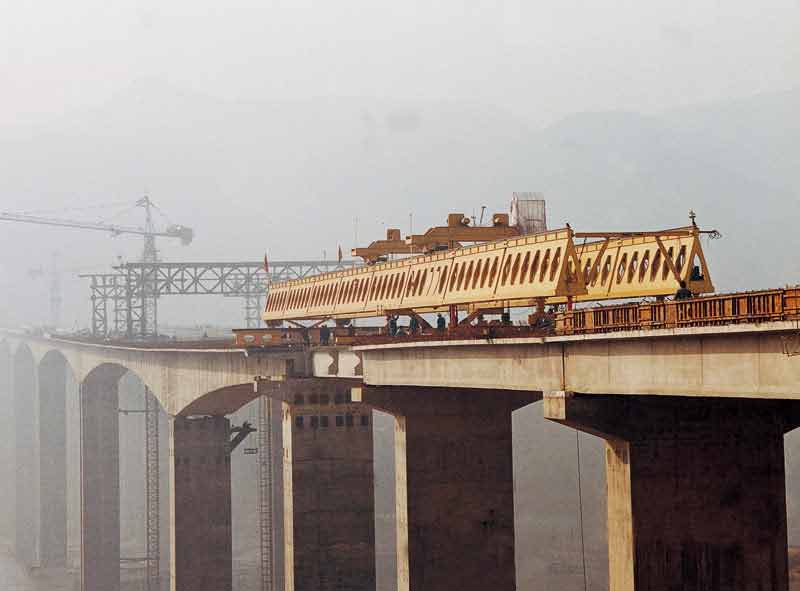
[257,395,275,591]
[117,386,162,591]
[144,387,161,591]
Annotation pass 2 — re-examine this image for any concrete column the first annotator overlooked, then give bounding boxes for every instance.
[81,366,121,591]
[13,347,38,568]
[545,393,800,591]
[256,379,380,590]
[39,355,67,568]
[363,387,536,591]
[171,416,232,591]
[0,342,14,549]
[290,399,375,591]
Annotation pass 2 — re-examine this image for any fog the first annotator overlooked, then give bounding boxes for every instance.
[0,0,798,329]
[0,1,799,589]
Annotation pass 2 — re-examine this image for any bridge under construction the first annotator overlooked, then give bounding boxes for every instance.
[5,201,800,591]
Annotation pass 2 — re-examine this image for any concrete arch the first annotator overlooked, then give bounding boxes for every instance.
[80,362,171,591]
[178,382,273,417]
[0,334,302,418]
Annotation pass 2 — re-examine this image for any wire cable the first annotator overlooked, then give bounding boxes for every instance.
[17,199,132,216]
[576,430,589,591]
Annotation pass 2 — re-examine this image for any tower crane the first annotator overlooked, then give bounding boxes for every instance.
[1,196,193,331]
[0,196,194,247]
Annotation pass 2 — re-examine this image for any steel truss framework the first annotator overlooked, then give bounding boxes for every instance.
[82,260,359,337]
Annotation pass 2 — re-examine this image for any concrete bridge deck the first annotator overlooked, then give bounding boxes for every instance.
[342,319,800,399]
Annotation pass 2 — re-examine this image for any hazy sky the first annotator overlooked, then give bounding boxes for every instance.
[1,0,798,329]
[1,0,798,128]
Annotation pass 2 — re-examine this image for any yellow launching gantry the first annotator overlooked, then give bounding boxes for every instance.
[263,216,717,326]
[352,212,519,263]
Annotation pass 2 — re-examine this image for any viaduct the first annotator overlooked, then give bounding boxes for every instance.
[3,314,800,590]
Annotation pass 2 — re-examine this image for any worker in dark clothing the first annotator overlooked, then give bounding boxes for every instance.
[675,280,693,300]
[436,313,446,332]
[409,315,420,334]
[319,324,331,346]
[388,315,398,336]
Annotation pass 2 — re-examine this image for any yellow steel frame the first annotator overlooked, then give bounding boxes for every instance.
[262,226,714,323]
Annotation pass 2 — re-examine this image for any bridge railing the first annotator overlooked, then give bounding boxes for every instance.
[558,288,800,334]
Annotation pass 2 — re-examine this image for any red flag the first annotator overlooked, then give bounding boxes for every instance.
[263,253,269,273]
[337,245,343,263]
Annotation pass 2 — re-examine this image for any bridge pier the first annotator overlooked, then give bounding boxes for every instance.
[13,345,38,568]
[81,365,123,591]
[0,342,12,548]
[363,386,536,591]
[39,353,68,568]
[255,378,379,590]
[545,393,800,591]
[290,396,376,591]
[170,415,233,591]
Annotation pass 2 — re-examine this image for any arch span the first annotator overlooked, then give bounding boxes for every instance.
[80,362,171,591]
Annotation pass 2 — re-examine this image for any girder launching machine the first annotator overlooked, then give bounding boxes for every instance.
[263,220,716,326]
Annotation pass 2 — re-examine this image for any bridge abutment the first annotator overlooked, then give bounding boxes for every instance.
[363,386,536,591]
[81,366,123,591]
[545,393,800,591]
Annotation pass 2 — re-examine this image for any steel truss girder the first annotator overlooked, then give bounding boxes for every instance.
[83,260,359,337]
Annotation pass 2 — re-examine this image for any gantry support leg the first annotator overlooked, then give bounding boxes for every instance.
[81,367,122,591]
[544,392,800,591]
[363,386,536,591]
[39,356,67,568]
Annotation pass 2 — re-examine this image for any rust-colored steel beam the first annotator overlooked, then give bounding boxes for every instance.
[352,212,519,263]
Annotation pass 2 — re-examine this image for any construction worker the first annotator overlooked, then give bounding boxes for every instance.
[319,324,331,345]
[675,280,693,300]
[409,315,420,334]
[388,315,398,337]
[436,313,446,332]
